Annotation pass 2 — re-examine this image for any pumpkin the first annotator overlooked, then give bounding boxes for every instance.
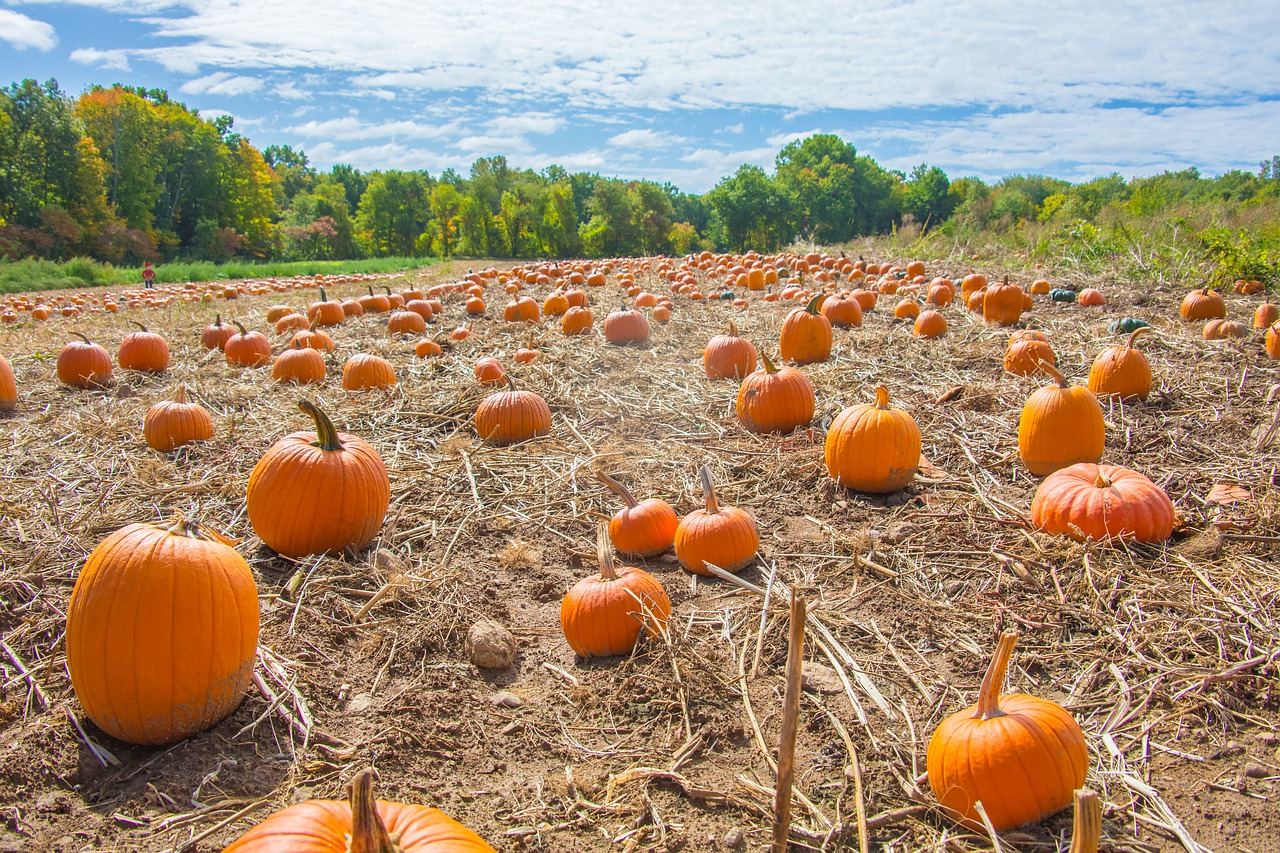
[561,305,594,335]
[474,356,507,385]
[819,293,863,328]
[960,273,988,301]
[927,280,955,306]
[736,353,814,435]
[1266,322,1280,359]
[825,386,921,493]
[1109,317,1149,334]
[341,298,364,317]
[201,314,237,350]
[118,322,170,372]
[0,354,17,410]
[1202,318,1248,340]
[779,293,832,364]
[1050,288,1077,303]
[1234,278,1265,295]
[290,317,336,354]
[266,304,293,323]
[475,378,552,446]
[224,769,495,853]
[503,296,540,323]
[1087,327,1152,400]
[405,299,435,321]
[1019,362,1105,476]
[1031,462,1175,542]
[1179,287,1225,321]
[66,515,258,746]
[1009,329,1049,344]
[1004,338,1056,376]
[893,299,920,320]
[982,277,1024,325]
[703,320,758,379]
[342,354,396,391]
[273,343,327,385]
[673,465,759,575]
[415,338,442,358]
[58,332,113,388]
[542,290,570,316]
[361,285,391,313]
[387,309,427,336]
[224,321,272,368]
[308,287,346,327]
[1076,287,1105,306]
[603,303,649,345]
[144,385,214,451]
[913,309,947,338]
[1029,278,1051,295]
[926,630,1087,831]
[275,312,311,335]
[1253,303,1279,329]
[383,286,405,310]
[247,399,390,558]
[561,526,672,658]
[514,335,541,364]
[598,471,678,558]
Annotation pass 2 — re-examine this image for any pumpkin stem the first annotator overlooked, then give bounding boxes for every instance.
[699,465,719,514]
[874,386,890,409]
[214,313,222,327]
[367,285,375,298]
[174,384,187,404]
[596,524,618,581]
[319,286,328,302]
[1037,360,1069,389]
[383,286,393,297]
[804,292,824,315]
[597,471,638,508]
[71,331,92,344]
[1068,788,1102,853]
[300,399,345,452]
[974,630,1019,720]
[131,321,149,332]
[726,319,738,337]
[1125,326,1152,350]
[1093,469,1113,489]
[760,352,779,374]
[233,320,249,336]
[348,769,398,853]
[308,315,321,332]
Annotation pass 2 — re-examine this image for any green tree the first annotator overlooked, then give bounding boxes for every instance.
[902,164,955,229]
[707,165,792,250]
[356,170,434,256]
[428,182,464,256]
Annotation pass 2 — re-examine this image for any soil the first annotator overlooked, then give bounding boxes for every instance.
[1,256,1277,853]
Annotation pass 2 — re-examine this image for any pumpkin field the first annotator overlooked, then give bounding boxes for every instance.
[1,251,1278,853]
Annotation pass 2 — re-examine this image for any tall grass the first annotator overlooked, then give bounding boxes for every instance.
[0,256,440,295]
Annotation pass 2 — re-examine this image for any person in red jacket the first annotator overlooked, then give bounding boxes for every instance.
[142,261,155,289]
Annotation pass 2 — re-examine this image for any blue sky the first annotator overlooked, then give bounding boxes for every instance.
[3,0,1279,193]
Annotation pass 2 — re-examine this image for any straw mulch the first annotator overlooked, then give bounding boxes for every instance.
[1,258,1278,852]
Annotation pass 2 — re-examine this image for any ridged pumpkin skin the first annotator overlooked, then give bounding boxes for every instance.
[224,322,272,368]
[58,333,114,388]
[117,323,170,372]
[144,386,214,451]
[273,346,327,385]
[247,400,390,558]
[982,278,1024,325]
[1004,339,1056,376]
[824,386,921,493]
[1019,364,1105,476]
[603,304,649,345]
[307,287,346,327]
[66,517,259,746]
[0,354,17,410]
[779,294,832,364]
[1087,327,1152,400]
[673,466,759,575]
[703,320,758,379]
[201,314,237,351]
[819,293,863,328]
[341,354,396,390]
[927,631,1087,832]
[560,528,672,657]
[475,382,552,446]
[1179,287,1225,321]
[913,309,947,338]
[599,472,678,558]
[736,353,814,434]
[225,770,495,853]
[1031,463,1175,542]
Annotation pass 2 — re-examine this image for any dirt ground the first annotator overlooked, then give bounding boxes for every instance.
[1,255,1277,853]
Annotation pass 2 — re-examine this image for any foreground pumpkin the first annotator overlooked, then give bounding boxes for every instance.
[1087,327,1152,400]
[599,471,678,558]
[66,515,259,746]
[927,630,1088,831]
[0,354,15,410]
[273,343,327,385]
[673,465,758,575]
[1019,363,1105,476]
[58,333,113,388]
[560,526,672,658]
[602,303,650,345]
[735,353,814,434]
[1032,463,1175,542]
[982,277,1024,325]
[247,400,390,558]
[118,322,170,372]
[224,769,495,853]
[825,387,920,493]
[703,320,758,379]
[475,378,552,446]
[779,293,832,364]
[144,385,214,451]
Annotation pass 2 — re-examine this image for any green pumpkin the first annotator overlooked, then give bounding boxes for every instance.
[1050,288,1078,302]
[720,290,735,300]
[1109,317,1150,334]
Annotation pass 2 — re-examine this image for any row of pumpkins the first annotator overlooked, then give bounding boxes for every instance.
[8,257,1263,850]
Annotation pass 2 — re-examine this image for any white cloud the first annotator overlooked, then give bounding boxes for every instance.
[719,122,745,135]
[70,47,131,71]
[284,116,460,141]
[0,9,57,51]
[607,129,685,149]
[488,113,564,136]
[452,134,534,155]
[273,81,311,100]
[180,72,264,97]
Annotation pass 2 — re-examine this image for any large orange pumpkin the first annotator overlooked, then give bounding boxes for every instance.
[201,314,237,351]
[117,322,170,372]
[247,400,390,558]
[982,277,1024,325]
[703,320,758,379]
[1031,462,1175,542]
[308,287,346,327]
[342,354,397,390]
[475,379,552,446]
[225,769,495,853]
[1087,327,1153,400]
[58,332,113,388]
[599,471,678,558]
[778,293,832,364]
[927,631,1087,831]
[824,386,921,493]
[1019,363,1105,476]
[224,322,272,368]
[0,354,15,410]
[66,515,259,745]
[272,343,327,385]
[560,526,672,658]
[1179,287,1225,321]
[144,385,214,451]
[735,352,814,434]
[673,466,758,575]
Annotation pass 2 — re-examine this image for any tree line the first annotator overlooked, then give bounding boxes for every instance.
[3,78,1278,266]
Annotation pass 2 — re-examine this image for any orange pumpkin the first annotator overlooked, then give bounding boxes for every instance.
[561,305,594,335]
[1267,322,1280,359]
[201,314,237,350]
[1019,363,1105,476]
[1253,303,1279,329]
[388,309,427,336]
[1179,287,1225,321]
[779,293,832,364]
[673,466,758,575]
[414,338,442,358]
[819,293,863,328]
[224,322,272,367]
[982,277,1024,325]
[0,354,15,410]
[602,303,649,345]
[1076,287,1105,306]
[247,400,390,558]
[1031,462,1175,542]
[474,356,507,385]
[1087,327,1152,400]
[273,343,326,385]
[58,333,113,388]
[735,353,814,434]
[342,354,397,390]
[560,526,671,658]
[475,379,552,446]
[824,386,920,493]
[118,322,170,372]
[66,515,258,746]
[927,631,1087,831]
[703,320,758,379]
[308,287,346,327]
[1004,338,1056,376]
[913,309,947,338]
[144,385,214,451]
[1202,318,1248,340]
[598,471,678,558]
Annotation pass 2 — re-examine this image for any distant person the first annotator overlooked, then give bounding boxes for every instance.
[142,261,155,289]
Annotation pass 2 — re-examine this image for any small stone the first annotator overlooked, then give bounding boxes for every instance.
[802,662,842,694]
[375,550,406,573]
[467,619,517,669]
[490,691,522,708]
[1243,762,1269,779]
[346,692,376,713]
[721,827,745,849]
[1258,732,1278,747]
